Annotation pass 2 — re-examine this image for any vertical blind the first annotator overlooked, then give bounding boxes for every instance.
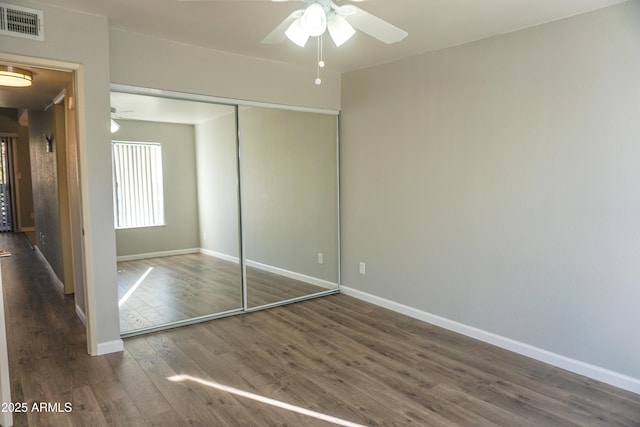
[112,141,164,228]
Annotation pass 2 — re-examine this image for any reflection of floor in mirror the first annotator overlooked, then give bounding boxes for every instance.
[117,253,327,333]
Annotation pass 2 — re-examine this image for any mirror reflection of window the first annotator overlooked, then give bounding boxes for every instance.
[112,141,165,229]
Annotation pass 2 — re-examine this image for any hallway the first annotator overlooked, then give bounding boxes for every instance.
[0,232,97,426]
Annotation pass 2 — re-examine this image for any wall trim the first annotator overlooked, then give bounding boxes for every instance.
[116,248,200,262]
[75,305,86,326]
[34,246,64,291]
[200,248,239,263]
[96,339,124,355]
[246,259,337,290]
[200,250,338,289]
[340,286,640,395]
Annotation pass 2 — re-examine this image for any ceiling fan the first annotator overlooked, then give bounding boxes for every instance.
[178,0,408,84]
[264,0,407,47]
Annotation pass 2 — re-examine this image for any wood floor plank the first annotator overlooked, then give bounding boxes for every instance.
[124,336,246,426]
[104,349,174,421]
[91,382,147,427]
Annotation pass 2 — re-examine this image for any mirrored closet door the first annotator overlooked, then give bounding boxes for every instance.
[111,86,339,337]
[238,106,340,309]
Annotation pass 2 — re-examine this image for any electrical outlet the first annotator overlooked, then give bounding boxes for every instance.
[203,232,207,241]
[359,262,366,275]
[317,252,324,264]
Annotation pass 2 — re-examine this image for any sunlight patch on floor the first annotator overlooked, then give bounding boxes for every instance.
[118,267,153,307]
[167,374,367,427]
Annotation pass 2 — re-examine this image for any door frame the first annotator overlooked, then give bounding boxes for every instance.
[0,52,96,354]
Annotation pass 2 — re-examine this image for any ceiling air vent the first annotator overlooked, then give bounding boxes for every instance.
[0,3,44,41]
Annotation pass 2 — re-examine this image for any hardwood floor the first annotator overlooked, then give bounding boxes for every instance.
[118,254,329,333]
[2,232,640,426]
[117,255,243,332]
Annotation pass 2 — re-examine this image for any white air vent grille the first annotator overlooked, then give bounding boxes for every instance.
[0,3,44,41]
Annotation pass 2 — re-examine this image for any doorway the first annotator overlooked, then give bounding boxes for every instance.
[0,59,88,340]
[0,137,14,232]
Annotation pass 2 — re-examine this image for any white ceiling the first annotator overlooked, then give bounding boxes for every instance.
[1,0,628,118]
[0,66,72,110]
[110,91,235,125]
[31,0,628,73]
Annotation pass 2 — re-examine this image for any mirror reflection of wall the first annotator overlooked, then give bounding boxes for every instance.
[111,88,340,336]
[239,106,339,308]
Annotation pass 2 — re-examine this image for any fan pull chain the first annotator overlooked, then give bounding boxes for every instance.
[315,35,324,85]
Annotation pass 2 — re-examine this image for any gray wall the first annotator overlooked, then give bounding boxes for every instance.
[239,107,339,282]
[194,108,340,284]
[195,112,240,259]
[341,1,640,380]
[28,108,63,279]
[114,119,200,257]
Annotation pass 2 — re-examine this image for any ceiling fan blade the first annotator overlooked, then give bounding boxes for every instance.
[345,5,407,44]
[261,9,304,44]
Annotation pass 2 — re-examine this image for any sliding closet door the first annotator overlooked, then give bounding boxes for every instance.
[113,85,340,336]
[112,91,243,335]
[238,106,339,309]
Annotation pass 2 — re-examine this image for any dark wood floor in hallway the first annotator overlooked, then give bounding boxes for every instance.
[1,232,639,426]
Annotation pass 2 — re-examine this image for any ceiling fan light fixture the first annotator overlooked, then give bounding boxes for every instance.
[285,18,310,47]
[300,3,327,37]
[328,15,356,47]
[0,65,33,87]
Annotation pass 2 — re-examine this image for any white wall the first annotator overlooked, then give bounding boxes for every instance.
[109,29,341,111]
[341,0,640,388]
[114,120,200,257]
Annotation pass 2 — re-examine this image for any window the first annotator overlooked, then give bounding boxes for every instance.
[112,141,165,228]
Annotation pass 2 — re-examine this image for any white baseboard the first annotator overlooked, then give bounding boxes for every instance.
[34,246,64,291]
[200,248,239,263]
[96,339,124,355]
[117,248,200,262]
[75,305,86,326]
[200,250,338,290]
[340,286,640,395]
[246,259,337,290]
